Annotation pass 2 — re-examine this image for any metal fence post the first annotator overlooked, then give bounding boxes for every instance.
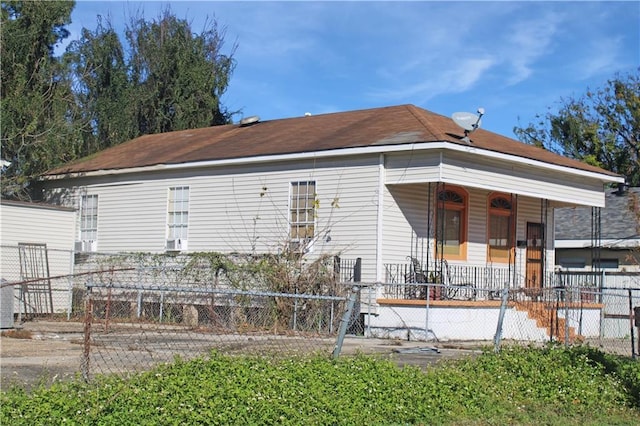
[564,288,570,348]
[493,288,509,353]
[333,286,358,359]
[81,284,93,382]
[629,289,636,359]
[425,283,431,338]
[293,296,298,331]
[367,284,372,337]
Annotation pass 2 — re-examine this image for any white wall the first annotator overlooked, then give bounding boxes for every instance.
[41,156,383,282]
[39,147,602,289]
[0,201,76,314]
[367,304,602,341]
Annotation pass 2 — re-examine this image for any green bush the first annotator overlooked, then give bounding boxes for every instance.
[1,346,638,425]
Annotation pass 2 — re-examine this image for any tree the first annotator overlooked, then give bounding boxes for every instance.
[1,3,237,199]
[125,9,236,135]
[64,15,136,156]
[1,0,77,200]
[514,69,640,186]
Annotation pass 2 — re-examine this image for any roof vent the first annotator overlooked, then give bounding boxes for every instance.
[239,115,260,126]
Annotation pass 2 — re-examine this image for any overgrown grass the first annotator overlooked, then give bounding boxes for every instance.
[1,345,639,425]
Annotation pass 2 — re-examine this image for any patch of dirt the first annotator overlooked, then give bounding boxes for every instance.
[1,321,85,390]
[1,320,481,391]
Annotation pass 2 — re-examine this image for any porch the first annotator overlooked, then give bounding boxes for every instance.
[381,260,601,302]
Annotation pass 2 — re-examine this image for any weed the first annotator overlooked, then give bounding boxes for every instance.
[1,347,638,425]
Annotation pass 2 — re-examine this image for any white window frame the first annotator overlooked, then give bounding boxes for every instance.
[80,194,98,242]
[289,181,317,252]
[167,186,190,250]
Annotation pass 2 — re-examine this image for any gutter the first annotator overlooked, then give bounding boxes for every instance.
[42,141,623,185]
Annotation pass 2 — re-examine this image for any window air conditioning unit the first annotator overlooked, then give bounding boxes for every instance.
[75,240,97,252]
[166,238,187,251]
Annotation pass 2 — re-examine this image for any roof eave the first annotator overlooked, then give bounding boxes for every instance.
[41,141,623,184]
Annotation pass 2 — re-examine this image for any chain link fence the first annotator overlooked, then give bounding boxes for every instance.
[357,283,640,357]
[2,245,639,383]
[0,244,76,324]
[81,283,355,380]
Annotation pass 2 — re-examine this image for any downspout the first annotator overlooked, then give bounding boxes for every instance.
[376,153,385,282]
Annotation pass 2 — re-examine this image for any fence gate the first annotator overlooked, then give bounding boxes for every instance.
[18,243,53,318]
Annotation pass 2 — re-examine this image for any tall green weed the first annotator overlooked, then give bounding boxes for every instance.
[1,346,638,425]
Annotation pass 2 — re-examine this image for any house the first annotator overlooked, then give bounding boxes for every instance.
[0,199,76,321]
[37,104,623,295]
[555,185,640,272]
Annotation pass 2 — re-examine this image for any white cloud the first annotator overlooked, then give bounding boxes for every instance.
[500,11,564,85]
[368,56,495,103]
[575,36,626,80]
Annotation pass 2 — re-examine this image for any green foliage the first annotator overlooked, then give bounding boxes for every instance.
[1,2,236,200]
[2,347,639,425]
[514,69,640,185]
[1,0,78,199]
[64,15,135,156]
[126,9,236,134]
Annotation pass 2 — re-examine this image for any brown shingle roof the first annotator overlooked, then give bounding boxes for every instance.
[46,104,620,177]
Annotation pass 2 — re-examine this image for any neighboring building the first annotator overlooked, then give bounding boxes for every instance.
[36,104,623,292]
[0,199,76,317]
[555,186,640,272]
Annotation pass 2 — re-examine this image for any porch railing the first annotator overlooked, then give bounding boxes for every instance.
[384,262,516,288]
[383,261,604,301]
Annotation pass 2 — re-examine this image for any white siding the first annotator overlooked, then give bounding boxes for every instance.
[440,152,606,206]
[385,151,441,184]
[38,147,601,289]
[0,202,76,250]
[384,150,607,207]
[383,183,430,268]
[0,202,76,314]
[466,188,488,266]
[41,156,382,281]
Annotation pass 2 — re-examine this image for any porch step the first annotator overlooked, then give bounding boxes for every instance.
[514,301,581,344]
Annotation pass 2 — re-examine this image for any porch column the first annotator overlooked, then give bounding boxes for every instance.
[376,153,385,282]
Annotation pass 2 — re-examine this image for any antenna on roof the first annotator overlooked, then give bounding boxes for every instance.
[452,108,484,143]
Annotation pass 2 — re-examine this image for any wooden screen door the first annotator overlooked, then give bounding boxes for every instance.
[525,222,543,289]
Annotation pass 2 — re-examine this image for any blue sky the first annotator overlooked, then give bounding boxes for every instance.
[62,1,639,138]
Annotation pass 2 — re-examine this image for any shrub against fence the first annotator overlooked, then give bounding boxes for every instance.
[81,283,355,379]
[73,252,361,379]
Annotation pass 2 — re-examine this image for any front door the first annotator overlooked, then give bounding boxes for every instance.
[525,222,543,289]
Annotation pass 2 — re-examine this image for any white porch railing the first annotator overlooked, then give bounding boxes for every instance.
[382,261,605,301]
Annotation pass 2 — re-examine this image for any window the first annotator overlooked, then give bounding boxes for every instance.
[436,187,467,260]
[290,181,316,246]
[80,194,98,242]
[487,194,515,262]
[167,186,189,243]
